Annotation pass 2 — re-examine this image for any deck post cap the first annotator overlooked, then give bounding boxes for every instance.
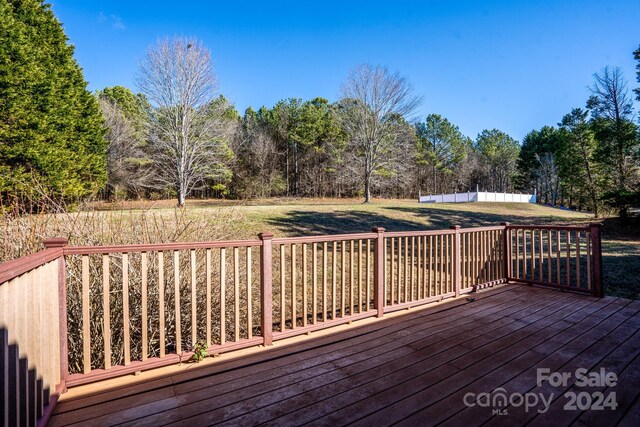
[258,232,274,240]
[449,225,461,230]
[372,227,385,233]
[43,237,68,248]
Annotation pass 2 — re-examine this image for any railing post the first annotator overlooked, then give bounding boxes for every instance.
[372,227,385,317]
[589,223,603,297]
[500,223,511,280]
[43,238,68,393]
[258,232,274,345]
[450,226,461,297]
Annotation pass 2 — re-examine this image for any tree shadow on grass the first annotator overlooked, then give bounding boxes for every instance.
[266,204,586,237]
[384,206,565,228]
[265,210,429,236]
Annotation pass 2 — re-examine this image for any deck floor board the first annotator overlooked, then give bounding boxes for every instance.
[49,285,640,427]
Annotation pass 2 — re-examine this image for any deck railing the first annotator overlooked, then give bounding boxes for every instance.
[0,223,602,426]
[505,224,603,297]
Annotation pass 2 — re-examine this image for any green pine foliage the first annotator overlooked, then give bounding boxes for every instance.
[0,0,107,202]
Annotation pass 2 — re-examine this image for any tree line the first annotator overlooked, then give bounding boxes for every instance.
[1,1,639,217]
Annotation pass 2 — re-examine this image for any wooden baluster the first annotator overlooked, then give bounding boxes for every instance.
[390,238,395,304]
[410,237,415,301]
[258,232,273,346]
[538,229,543,282]
[358,240,363,311]
[206,249,212,346]
[576,231,581,289]
[531,230,536,281]
[280,245,286,331]
[191,250,197,346]
[417,235,422,299]
[290,244,296,328]
[460,233,465,288]
[515,229,520,279]
[366,240,371,310]
[247,247,253,337]
[332,242,337,318]
[312,243,318,323]
[445,234,450,292]
[547,230,552,283]
[523,230,528,280]
[477,232,482,283]
[174,251,181,353]
[423,236,428,296]
[433,235,438,294]
[481,232,487,283]
[589,223,603,297]
[428,235,433,296]
[566,231,571,286]
[158,252,165,357]
[141,252,148,361]
[556,230,561,285]
[372,228,385,317]
[123,253,130,365]
[383,238,388,305]
[586,232,592,291]
[323,242,328,321]
[403,237,408,302]
[220,248,226,345]
[341,241,346,315]
[234,247,240,341]
[439,234,444,294]
[302,244,308,327]
[350,240,355,314]
[101,254,110,370]
[82,255,91,373]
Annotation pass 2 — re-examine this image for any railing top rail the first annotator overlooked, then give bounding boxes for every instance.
[0,247,62,284]
[63,239,263,255]
[459,225,506,233]
[506,224,591,231]
[384,229,456,238]
[272,232,378,245]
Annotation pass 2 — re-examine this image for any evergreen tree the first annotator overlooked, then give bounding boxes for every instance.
[0,0,107,202]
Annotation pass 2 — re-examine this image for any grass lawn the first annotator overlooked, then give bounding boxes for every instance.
[92,198,639,299]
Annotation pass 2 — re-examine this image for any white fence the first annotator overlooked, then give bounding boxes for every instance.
[419,191,536,204]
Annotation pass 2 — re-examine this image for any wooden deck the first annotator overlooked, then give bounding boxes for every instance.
[49,284,640,427]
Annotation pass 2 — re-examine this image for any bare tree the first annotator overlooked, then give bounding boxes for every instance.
[97,97,152,198]
[339,64,422,203]
[535,152,560,205]
[136,37,233,206]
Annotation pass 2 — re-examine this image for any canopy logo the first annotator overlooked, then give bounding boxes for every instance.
[463,367,619,415]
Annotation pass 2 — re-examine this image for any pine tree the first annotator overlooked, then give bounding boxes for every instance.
[0,0,107,202]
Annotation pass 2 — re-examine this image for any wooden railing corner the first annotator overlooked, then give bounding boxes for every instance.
[372,227,385,317]
[258,232,274,345]
[43,238,69,393]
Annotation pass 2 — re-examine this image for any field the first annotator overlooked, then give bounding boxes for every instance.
[4,198,639,299]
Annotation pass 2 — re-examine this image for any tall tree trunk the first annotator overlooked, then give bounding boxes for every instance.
[177,185,186,207]
[364,168,371,203]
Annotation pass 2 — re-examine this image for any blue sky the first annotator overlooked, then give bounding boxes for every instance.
[52,0,640,141]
